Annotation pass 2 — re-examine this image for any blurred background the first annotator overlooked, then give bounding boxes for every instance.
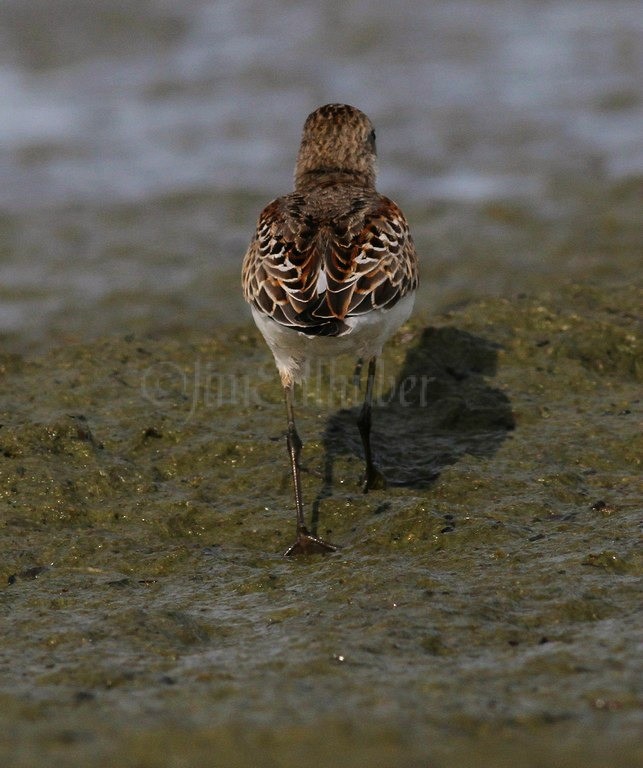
[0,0,641,352]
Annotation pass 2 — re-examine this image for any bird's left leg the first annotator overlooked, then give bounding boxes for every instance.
[282,382,338,556]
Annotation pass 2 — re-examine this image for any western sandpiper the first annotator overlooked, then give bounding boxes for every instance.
[242,103,419,555]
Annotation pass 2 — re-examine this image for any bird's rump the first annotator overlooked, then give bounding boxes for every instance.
[242,192,418,337]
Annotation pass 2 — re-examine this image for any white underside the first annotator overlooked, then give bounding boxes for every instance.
[252,291,415,385]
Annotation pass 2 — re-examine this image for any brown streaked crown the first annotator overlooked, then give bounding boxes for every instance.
[294,104,377,191]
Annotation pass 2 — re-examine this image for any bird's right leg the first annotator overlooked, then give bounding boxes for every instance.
[357,357,387,492]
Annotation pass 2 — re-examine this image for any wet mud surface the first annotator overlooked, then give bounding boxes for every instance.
[1,282,640,767]
[1,1,641,763]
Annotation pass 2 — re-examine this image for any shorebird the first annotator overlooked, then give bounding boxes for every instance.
[242,103,419,555]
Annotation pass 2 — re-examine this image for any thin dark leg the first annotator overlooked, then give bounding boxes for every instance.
[357,357,387,492]
[352,357,364,388]
[285,383,305,534]
[283,384,337,556]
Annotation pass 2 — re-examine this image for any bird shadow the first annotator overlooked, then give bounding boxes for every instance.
[311,326,515,525]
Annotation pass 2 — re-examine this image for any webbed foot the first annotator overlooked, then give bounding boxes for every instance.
[284,527,338,556]
[362,463,388,493]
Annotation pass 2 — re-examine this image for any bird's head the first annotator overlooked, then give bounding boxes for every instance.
[294,103,377,190]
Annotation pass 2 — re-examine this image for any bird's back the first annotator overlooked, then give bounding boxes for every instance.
[242,179,418,338]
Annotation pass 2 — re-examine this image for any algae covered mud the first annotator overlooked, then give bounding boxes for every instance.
[0,282,641,767]
[1,0,641,763]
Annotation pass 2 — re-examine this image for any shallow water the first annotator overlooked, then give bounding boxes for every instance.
[0,0,641,348]
[0,1,642,766]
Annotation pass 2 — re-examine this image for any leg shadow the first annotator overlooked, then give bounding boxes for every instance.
[317,326,515,501]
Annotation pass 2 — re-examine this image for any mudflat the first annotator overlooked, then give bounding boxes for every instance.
[1,281,640,768]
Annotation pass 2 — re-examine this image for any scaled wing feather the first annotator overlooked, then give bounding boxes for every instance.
[242,194,418,336]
